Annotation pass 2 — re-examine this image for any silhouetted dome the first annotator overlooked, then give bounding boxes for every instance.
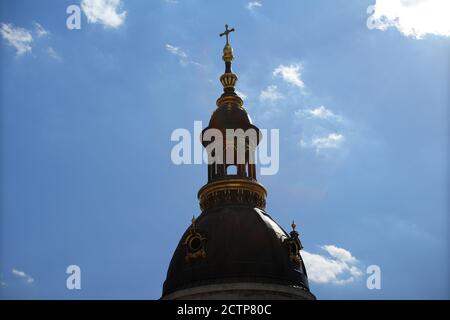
[208,104,255,129]
[162,205,310,296]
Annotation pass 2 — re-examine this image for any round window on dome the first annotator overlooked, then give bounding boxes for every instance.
[189,236,202,252]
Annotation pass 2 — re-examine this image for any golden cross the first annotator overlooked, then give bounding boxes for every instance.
[220,24,235,45]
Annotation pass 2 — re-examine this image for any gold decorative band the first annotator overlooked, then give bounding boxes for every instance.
[216,95,244,108]
[198,179,267,211]
[220,73,237,88]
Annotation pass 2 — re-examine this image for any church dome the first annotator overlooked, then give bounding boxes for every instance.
[162,205,312,297]
[207,102,257,131]
[161,25,315,300]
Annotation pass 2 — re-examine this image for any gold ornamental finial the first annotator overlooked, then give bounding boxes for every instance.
[291,220,297,231]
[216,24,242,106]
[220,24,235,63]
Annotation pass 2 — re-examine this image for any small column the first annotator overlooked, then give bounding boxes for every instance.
[237,164,246,177]
[248,164,256,180]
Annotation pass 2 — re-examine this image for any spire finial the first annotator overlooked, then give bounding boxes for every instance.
[220,24,235,64]
[216,24,242,105]
[291,220,296,231]
[220,24,235,45]
[191,215,196,231]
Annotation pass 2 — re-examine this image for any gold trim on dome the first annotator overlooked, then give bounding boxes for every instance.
[220,73,237,88]
[198,179,267,211]
[216,94,243,108]
[184,216,207,262]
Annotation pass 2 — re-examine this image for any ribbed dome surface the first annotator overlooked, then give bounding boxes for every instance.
[208,104,256,130]
[162,205,310,296]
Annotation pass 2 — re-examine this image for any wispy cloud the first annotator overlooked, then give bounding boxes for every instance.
[33,22,49,38]
[301,133,345,153]
[247,1,262,12]
[295,105,343,122]
[295,105,349,155]
[12,269,34,284]
[323,244,357,263]
[1,22,62,60]
[273,63,305,89]
[302,245,363,285]
[255,85,284,120]
[165,44,187,59]
[259,85,284,103]
[235,90,248,100]
[81,0,127,29]
[255,64,353,158]
[165,43,202,67]
[0,23,33,55]
[47,47,62,61]
[0,274,7,287]
[368,0,450,39]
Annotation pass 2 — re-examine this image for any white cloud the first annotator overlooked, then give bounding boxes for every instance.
[33,22,49,38]
[81,0,127,28]
[368,0,450,39]
[47,47,62,61]
[235,90,248,100]
[296,105,343,122]
[273,63,305,89]
[247,1,262,11]
[165,44,187,59]
[12,269,34,284]
[295,106,350,155]
[259,85,284,102]
[165,43,203,67]
[323,244,357,263]
[165,44,202,67]
[311,133,345,150]
[0,23,33,55]
[301,133,345,152]
[0,274,7,288]
[302,245,362,285]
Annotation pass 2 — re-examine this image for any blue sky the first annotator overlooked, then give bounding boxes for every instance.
[0,0,449,299]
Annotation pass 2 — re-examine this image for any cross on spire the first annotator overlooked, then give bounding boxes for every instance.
[220,24,235,45]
